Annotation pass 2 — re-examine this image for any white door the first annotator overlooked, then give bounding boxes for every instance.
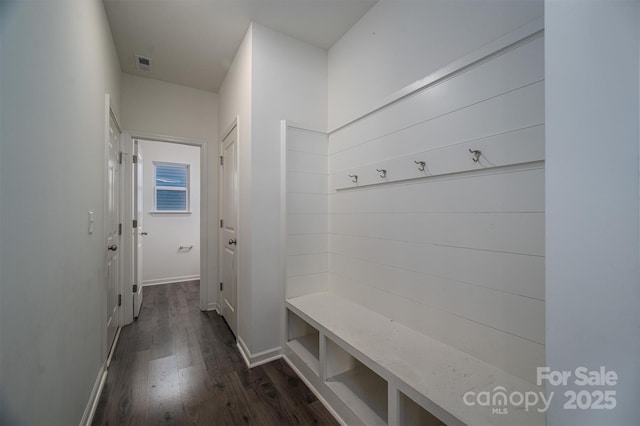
[106,113,121,355]
[220,126,238,336]
[133,141,144,318]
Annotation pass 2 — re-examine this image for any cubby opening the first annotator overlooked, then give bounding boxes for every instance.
[399,391,445,426]
[286,309,320,375]
[325,338,388,426]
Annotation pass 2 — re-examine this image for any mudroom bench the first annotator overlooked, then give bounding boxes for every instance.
[284,292,544,426]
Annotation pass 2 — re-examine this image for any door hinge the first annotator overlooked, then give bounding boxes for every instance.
[118,294,122,306]
[118,223,122,235]
[133,219,138,228]
[220,219,223,228]
[219,282,223,291]
[133,155,138,164]
[219,156,223,166]
[133,284,138,293]
[119,152,123,164]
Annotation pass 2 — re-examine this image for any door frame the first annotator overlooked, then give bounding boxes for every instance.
[218,117,240,337]
[104,94,123,360]
[132,140,143,318]
[120,131,210,325]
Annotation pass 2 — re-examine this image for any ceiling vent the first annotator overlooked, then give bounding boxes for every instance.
[135,55,152,72]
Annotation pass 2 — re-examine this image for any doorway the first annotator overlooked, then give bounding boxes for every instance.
[133,138,202,316]
[119,132,211,326]
[218,121,239,337]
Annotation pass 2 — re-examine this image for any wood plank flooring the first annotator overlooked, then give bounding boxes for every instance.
[92,281,338,426]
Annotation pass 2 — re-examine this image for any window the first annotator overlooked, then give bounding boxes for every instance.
[154,162,189,212]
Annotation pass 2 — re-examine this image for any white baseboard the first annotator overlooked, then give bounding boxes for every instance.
[142,275,200,286]
[80,364,107,426]
[106,326,121,368]
[205,302,220,313]
[236,336,282,368]
[81,326,123,426]
[283,355,346,426]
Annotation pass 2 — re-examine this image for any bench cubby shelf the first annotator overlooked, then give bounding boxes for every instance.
[284,292,544,426]
[286,310,320,376]
[325,338,388,425]
[399,391,445,426]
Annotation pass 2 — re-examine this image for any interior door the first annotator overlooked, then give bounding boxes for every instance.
[133,141,144,318]
[220,126,238,336]
[106,113,121,355]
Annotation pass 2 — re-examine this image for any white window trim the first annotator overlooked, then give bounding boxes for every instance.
[152,161,190,213]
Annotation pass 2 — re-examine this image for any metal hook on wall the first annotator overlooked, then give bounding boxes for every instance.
[376,169,387,178]
[414,161,426,172]
[348,174,358,183]
[469,149,481,163]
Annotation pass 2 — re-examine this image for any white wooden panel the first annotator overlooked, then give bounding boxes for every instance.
[329,167,544,214]
[287,193,328,214]
[329,36,544,154]
[287,234,328,256]
[287,214,327,235]
[330,254,544,343]
[287,171,328,194]
[286,253,329,277]
[327,275,544,384]
[287,150,328,174]
[333,123,544,189]
[329,234,544,300]
[286,273,328,299]
[329,212,544,256]
[285,125,329,299]
[287,128,329,155]
[331,81,544,176]
[327,173,336,193]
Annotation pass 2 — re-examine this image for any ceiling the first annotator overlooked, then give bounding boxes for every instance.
[103,0,377,93]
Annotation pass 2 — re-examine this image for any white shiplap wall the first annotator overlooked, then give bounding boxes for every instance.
[327,34,545,383]
[285,126,329,299]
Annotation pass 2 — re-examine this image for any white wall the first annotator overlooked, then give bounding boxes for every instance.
[328,0,543,130]
[139,140,200,286]
[545,1,640,424]
[121,73,217,143]
[218,26,253,346]
[0,1,121,424]
[121,73,218,306]
[218,23,328,361]
[250,23,328,355]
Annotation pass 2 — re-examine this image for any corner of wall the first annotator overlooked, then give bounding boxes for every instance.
[237,336,282,369]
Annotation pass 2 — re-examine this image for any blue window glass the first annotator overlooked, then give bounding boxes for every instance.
[155,164,187,188]
[155,164,188,211]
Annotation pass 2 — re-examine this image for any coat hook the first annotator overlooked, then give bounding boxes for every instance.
[469,149,481,163]
[376,168,387,178]
[348,174,358,183]
[414,160,425,172]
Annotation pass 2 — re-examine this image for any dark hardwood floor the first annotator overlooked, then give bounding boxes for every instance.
[92,281,338,426]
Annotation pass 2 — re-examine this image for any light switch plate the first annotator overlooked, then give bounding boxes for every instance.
[88,211,95,235]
